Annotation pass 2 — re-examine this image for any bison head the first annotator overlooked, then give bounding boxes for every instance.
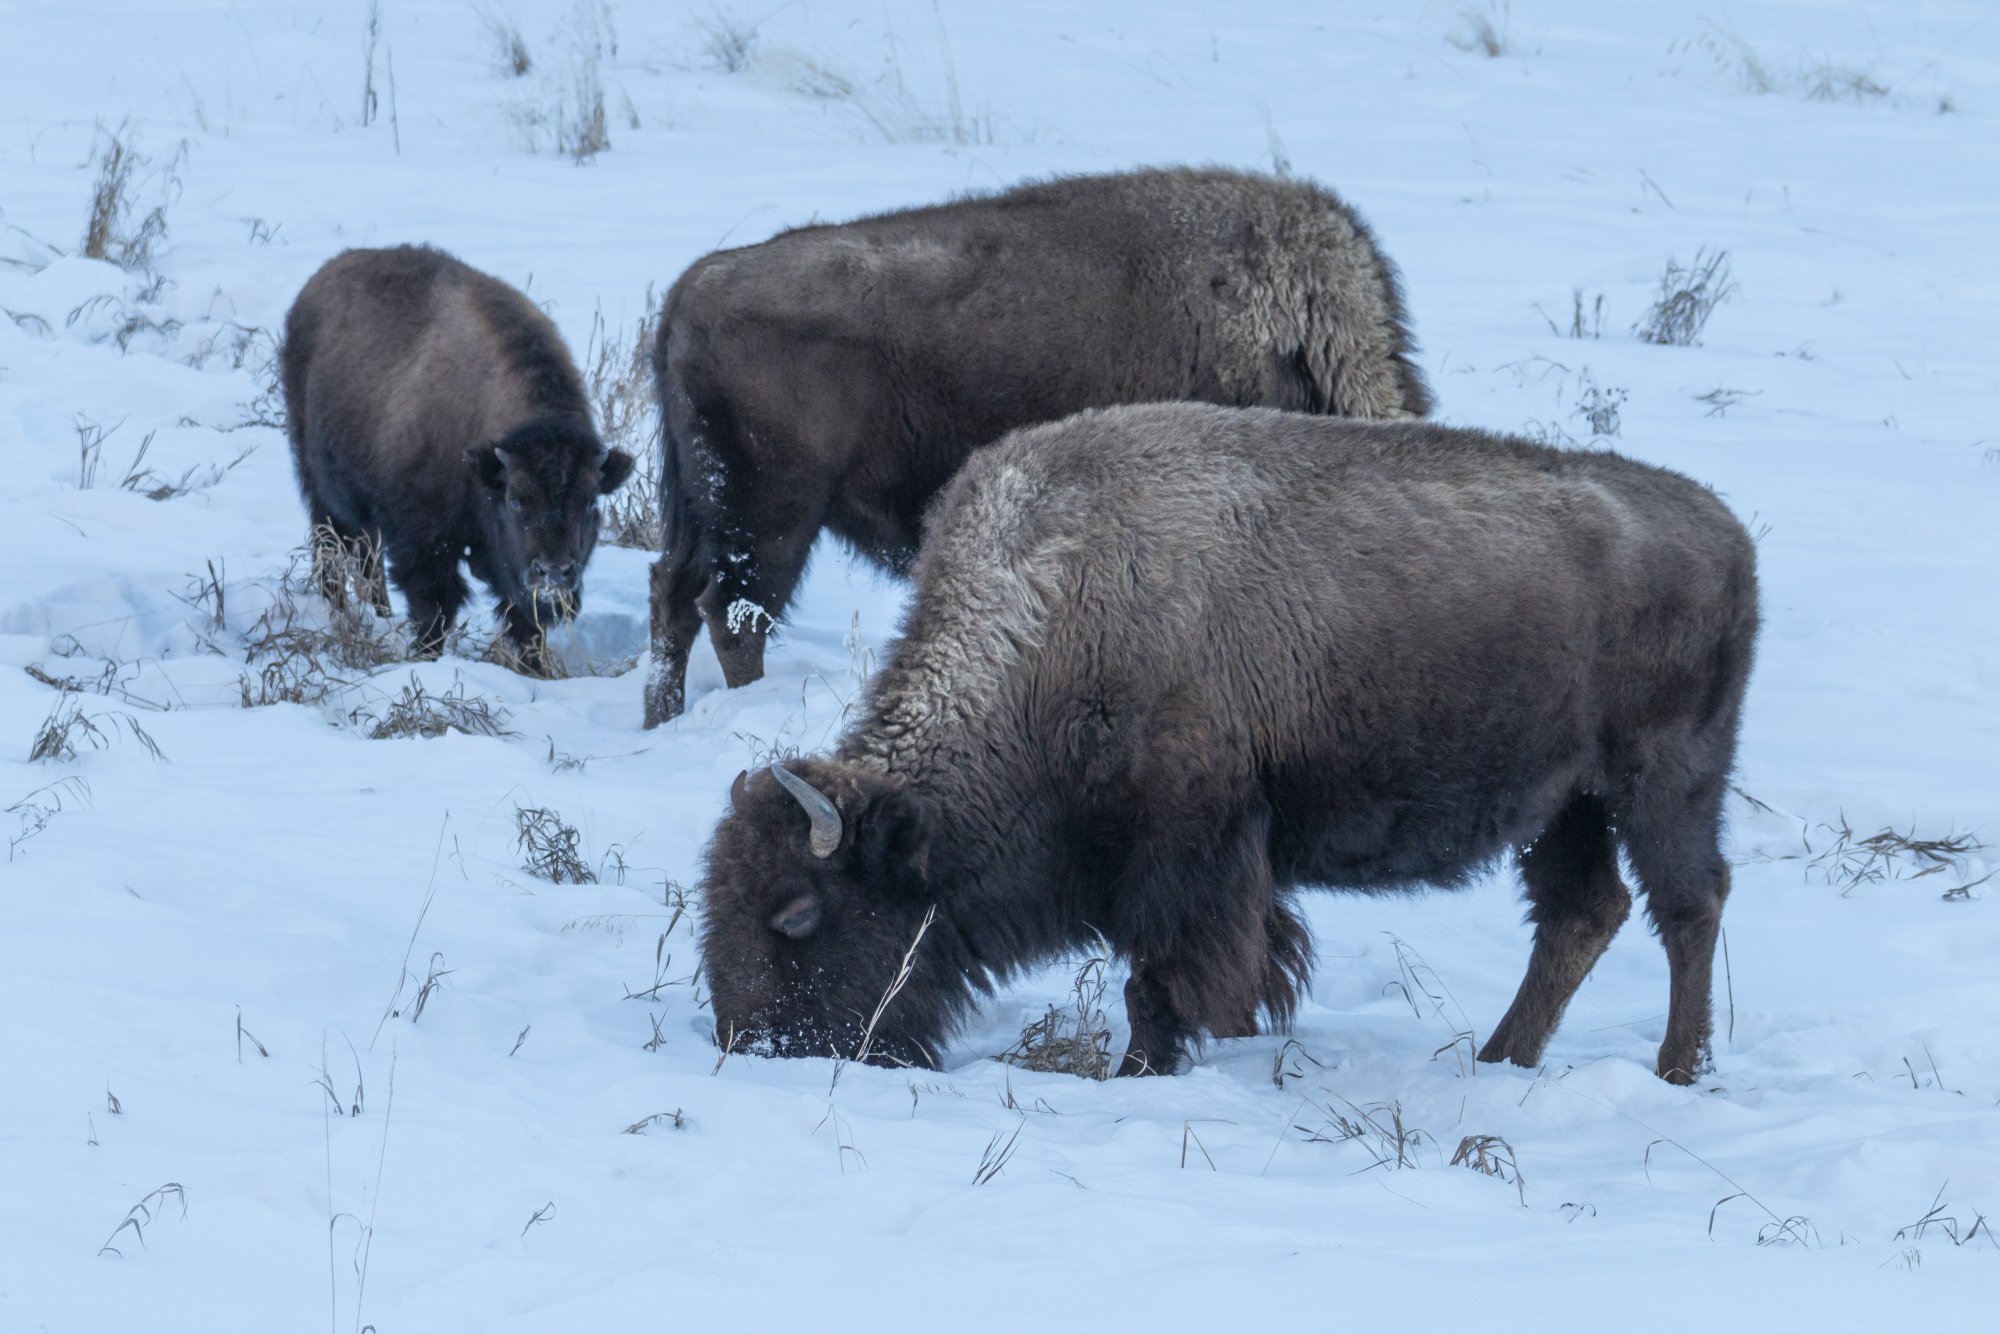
[699,759,962,1069]
[466,415,635,618]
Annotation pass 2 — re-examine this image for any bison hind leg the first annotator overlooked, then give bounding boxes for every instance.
[644,555,705,727]
[1622,769,1733,1086]
[1479,793,1632,1071]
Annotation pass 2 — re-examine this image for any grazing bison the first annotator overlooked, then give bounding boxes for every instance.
[699,404,1758,1084]
[282,245,635,666]
[645,166,1431,726]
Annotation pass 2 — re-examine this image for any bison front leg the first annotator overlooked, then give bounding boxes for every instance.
[697,578,771,691]
[499,599,553,677]
[1119,962,1192,1076]
[389,543,467,660]
[1111,790,1290,1077]
[698,491,826,693]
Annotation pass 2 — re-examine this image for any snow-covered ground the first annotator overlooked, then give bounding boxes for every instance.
[3,2,1997,1328]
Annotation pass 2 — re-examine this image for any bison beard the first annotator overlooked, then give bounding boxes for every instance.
[696,404,1758,1085]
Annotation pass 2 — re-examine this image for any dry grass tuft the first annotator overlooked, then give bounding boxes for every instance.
[1295,1094,1437,1171]
[1804,61,1891,105]
[1386,934,1478,1073]
[1694,386,1759,417]
[1572,376,1627,438]
[623,1108,686,1134]
[516,804,597,883]
[75,416,254,500]
[1678,27,1893,108]
[1679,26,1776,95]
[97,1183,188,1258]
[972,1123,1024,1185]
[587,291,662,548]
[476,3,533,77]
[1451,1133,1527,1205]
[1895,1184,1998,1249]
[350,674,515,740]
[694,7,760,72]
[238,530,405,706]
[1538,289,1605,340]
[1446,3,1512,58]
[1806,816,1989,899]
[997,956,1115,1081]
[1634,247,1736,347]
[82,121,184,271]
[557,1,612,163]
[7,776,92,862]
[28,689,165,763]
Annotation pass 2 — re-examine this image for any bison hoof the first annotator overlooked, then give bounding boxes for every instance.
[1474,1027,1546,1070]
[1115,1049,1175,1077]
[1656,1056,1699,1086]
[641,686,684,730]
[1655,1041,1712,1086]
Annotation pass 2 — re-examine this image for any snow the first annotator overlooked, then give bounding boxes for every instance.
[3,1,1998,1328]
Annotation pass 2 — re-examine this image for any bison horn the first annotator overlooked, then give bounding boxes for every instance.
[770,764,842,858]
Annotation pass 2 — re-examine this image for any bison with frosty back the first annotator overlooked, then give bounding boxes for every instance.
[699,404,1759,1084]
[644,166,1432,726]
[282,245,634,667]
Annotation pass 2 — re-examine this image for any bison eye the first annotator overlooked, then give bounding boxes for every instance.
[506,494,525,513]
[769,893,823,940]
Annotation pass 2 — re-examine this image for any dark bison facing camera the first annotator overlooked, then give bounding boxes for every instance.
[644,165,1432,726]
[281,245,634,666]
[699,404,1758,1085]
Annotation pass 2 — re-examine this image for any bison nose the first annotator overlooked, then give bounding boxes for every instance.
[529,560,578,588]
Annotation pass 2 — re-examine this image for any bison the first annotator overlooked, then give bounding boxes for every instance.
[282,245,635,667]
[699,403,1759,1085]
[644,166,1431,726]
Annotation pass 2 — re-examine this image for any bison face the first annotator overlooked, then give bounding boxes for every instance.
[699,759,956,1069]
[467,418,635,617]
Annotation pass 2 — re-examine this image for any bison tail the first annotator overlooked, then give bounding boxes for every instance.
[1259,894,1314,1028]
[642,343,715,726]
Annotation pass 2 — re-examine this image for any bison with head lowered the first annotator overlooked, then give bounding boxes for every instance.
[698,403,1758,1084]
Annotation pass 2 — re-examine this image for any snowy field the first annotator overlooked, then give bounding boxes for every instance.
[3,2,1998,1328]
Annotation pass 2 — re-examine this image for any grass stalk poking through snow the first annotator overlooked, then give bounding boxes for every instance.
[515,805,596,883]
[1634,247,1736,346]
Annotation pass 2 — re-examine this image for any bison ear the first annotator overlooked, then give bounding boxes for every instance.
[598,448,636,495]
[855,788,932,894]
[465,444,507,491]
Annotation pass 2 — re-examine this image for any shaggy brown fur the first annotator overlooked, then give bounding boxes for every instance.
[282,245,634,664]
[698,404,1758,1084]
[644,165,1430,726]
